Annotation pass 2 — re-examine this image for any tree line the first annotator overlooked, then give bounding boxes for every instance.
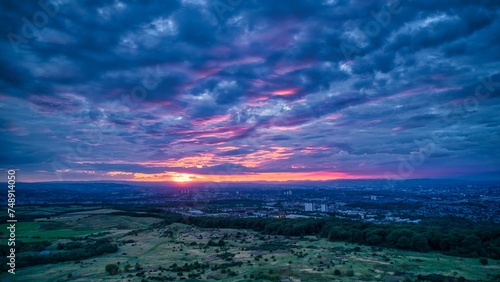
[0,238,118,272]
[154,213,500,259]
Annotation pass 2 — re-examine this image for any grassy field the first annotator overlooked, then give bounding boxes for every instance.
[0,220,105,243]
[1,211,498,281]
[1,207,162,244]
[8,205,105,217]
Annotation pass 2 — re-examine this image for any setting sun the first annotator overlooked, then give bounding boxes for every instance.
[171,173,197,183]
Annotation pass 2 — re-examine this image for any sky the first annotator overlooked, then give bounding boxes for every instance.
[1,0,500,183]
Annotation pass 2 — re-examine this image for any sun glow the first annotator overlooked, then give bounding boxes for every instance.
[171,173,197,182]
[129,172,202,183]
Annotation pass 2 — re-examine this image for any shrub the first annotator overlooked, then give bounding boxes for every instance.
[105,264,119,275]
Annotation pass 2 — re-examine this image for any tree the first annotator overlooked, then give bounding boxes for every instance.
[462,235,483,256]
[396,236,411,249]
[412,236,430,252]
[350,230,364,243]
[366,235,383,245]
[387,230,401,244]
[439,238,451,251]
[105,264,119,275]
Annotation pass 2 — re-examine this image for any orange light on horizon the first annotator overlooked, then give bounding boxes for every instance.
[131,172,204,183]
[127,171,369,183]
[171,173,199,182]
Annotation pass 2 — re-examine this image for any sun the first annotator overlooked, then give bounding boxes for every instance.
[171,173,196,183]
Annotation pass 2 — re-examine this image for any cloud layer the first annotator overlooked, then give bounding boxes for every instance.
[1,0,500,182]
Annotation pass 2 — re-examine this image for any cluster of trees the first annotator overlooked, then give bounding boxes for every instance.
[17,239,118,268]
[105,263,119,275]
[217,252,235,260]
[245,271,281,282]
[321,222,499,258]
[13,240,51,253]
[167,261,209,272]
[416,273,467,282]
[105,262,142,275]
[206,238,225,247]
[159,262,209,280]
[154,213,500,259]
[56,241,84,250]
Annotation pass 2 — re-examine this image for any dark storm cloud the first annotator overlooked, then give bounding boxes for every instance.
[1,0,500,180]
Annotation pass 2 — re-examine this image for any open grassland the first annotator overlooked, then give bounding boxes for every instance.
[10,205,106,217]
[0,210,161,244]
[0,221,104,243]
[1,214,498,282]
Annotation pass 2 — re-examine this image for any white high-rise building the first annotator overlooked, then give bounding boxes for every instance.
[305,203,313,211]
[320,204,328,212]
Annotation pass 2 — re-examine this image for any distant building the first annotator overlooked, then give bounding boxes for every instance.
[320,204,328,212]
[305,203,313,211]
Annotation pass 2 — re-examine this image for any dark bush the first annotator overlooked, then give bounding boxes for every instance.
[105,264,119,275]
